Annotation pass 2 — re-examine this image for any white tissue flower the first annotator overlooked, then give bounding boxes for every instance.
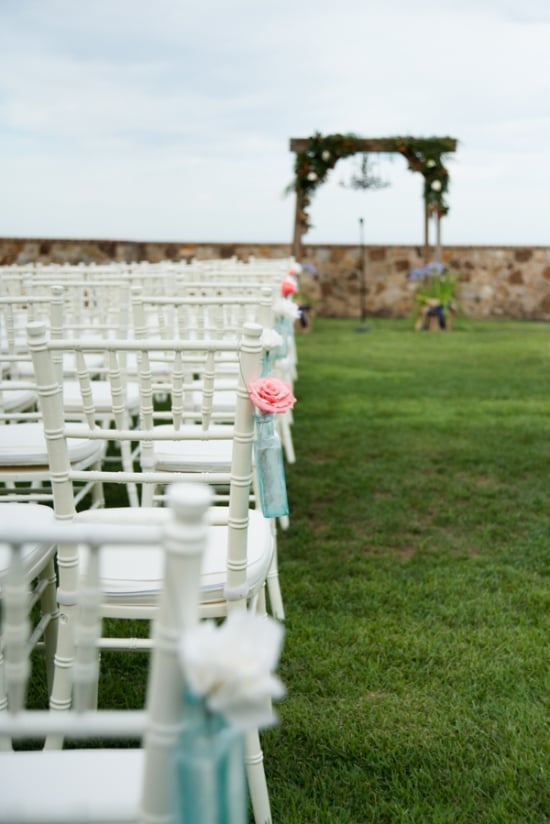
[273,298,300,320]
[179,611,285,731]
[261,328,284,351]
[431,180,442,191]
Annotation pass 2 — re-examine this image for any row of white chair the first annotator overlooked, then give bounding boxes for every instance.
[0,288,298,821]
[0,279,296,492]
[0,275,295,616]
[0,261,301,821]
[1,320,276,822]
[0,257,295,304]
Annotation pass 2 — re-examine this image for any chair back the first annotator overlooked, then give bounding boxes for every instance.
[131,284,273,343]
[27,318,263,589]
[0,482,211,822]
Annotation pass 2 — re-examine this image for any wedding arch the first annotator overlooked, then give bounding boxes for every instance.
[288,133,458,260]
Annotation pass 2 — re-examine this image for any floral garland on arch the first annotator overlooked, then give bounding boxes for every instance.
[395,137,452,218]
[290,132,455,233]
[291,132,363,233]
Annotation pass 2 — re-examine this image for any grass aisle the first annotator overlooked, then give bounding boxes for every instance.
[266,318,550,824]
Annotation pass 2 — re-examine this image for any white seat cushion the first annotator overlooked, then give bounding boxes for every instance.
[76,508,273,606]
[62,380,140,414]
[1,387,37,412]
[0,748,142,822]
[190,389,237,415]
[150,424,234,472]
[122,353,173,378]
[14,352,105,379]
[0,423,104,466]
[0,503,57,580]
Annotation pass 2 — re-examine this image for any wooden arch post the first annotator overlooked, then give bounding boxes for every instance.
[292,187,306,261]
[289,135,457,262]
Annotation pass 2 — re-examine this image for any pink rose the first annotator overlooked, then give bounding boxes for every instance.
[281,279,298,297]
[247,377,297,415]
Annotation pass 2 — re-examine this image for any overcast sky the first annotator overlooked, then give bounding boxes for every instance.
[1,0,549,248]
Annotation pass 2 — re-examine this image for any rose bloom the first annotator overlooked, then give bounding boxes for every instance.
[281,279,298,297]
[247,377,297,415]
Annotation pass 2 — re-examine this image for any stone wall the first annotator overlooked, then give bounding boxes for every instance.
[1,236,550,321]
[300,243,550,321]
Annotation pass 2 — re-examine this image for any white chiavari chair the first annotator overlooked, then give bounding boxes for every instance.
[0,482,211,823]
[129,286,287,620]
[0,288,111,509]
[3,281,140,507]
[28,319,276,823]
[0,503,59,727]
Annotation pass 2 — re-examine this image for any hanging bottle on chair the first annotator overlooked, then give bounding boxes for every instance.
[246,375,297,520]
[253,413,289,519]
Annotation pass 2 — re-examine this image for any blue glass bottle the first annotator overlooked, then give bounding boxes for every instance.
[261,349,273,378]
[175,692,247,824]
[272,317,291,360]
[254,413,289,518]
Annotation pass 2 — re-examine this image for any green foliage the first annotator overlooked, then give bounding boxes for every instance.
[289,132,363,233]
[289,133,457,233]
[395,136,455,216]
[410,262,461,310]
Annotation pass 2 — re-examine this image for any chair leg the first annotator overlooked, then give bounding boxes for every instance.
[278,515,289,530]
[278,413,295,464]
[141,481,156,507]
[90,462,105,510]
[266,527,285,621]
[45,602,77,750]
[120,439,139,506]
[245,728,272,824]
[0,648,12,751]
[39,557,59,695]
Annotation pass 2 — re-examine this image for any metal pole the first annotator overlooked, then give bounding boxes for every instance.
[356,217,369,332]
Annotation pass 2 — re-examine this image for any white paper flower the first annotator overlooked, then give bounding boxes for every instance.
[307,172,317,181]
[321,150,331,161]
[273,297,300,320]
[426,159,437,168]
[261,328,284,351]
[179,612,285,731]
[431,179,442,191]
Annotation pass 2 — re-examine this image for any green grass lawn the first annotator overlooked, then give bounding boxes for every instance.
[31,316,550,822]
[264,317,550,823]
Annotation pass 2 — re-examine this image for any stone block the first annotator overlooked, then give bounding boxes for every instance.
[514,249,532,262]
[509,270,524,284]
